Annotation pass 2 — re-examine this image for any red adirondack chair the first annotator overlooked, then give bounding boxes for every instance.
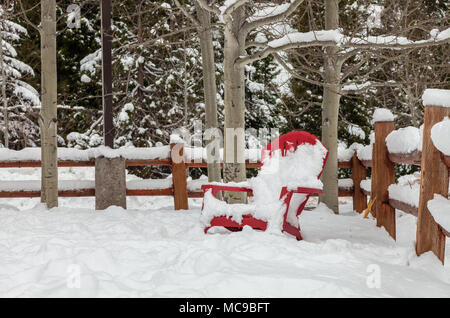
[201,131,328,240]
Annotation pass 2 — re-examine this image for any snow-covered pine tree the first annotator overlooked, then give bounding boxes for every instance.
[0,3,39,149]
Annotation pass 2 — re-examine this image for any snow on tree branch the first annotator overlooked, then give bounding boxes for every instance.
[243,0,304,33]
[344,27,450,49]
[238,27,450,66]
[267,30,343,48]
[220,0,250,18]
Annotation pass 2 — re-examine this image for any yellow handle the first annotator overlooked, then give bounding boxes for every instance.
[363,196,376,219]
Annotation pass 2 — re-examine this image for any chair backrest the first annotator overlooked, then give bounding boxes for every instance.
[260,131,329,178]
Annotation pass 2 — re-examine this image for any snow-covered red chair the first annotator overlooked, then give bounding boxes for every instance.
[200,131,328,240]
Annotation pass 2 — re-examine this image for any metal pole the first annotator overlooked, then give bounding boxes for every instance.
[101,0,113,148]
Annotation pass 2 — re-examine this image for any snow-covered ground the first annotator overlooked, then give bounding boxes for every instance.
[0,167,449,297]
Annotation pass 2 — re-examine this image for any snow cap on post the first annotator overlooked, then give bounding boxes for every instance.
[372,108,395,124]
[170,134,186,145]
[385,126,420,154]
[431,117,450,156]
[422,89,450,108]
[428,194,450,235]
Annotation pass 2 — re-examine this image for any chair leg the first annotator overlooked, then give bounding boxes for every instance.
[225,227,243,232]
[282,222,302,240]
[281,190,302,240]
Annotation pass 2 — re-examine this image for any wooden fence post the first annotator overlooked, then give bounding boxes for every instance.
[171,142,189,210]
[416,105,450,263]
[352,153,367,213]
[373,120,396,239]
[95,156,126,210]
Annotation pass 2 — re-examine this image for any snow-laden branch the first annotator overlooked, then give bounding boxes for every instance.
[238,28,450,66]
[243,0,305,34]
[217,0,250,25]
[269,28,450,49]
[238,39,337,65]
[340,80,432,95]
[267,29,342,49]
[341,81,380,93]
[343,27,450,49]
[238,30,339,65]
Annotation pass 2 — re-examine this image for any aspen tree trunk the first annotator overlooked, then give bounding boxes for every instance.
[195,1,221,183]
[40,0,58,208]
[320,0,341,213]
[0,17,8,149]
[223,7,247,203]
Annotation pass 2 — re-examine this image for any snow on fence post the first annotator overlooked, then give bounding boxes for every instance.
[170,141,189,210]
[352,152,367,213]
[416,90,450,264]
[372,109,396,239]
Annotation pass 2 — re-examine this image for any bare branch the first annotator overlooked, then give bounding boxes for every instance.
[237,39,336,65]
[173,0,200,26]
[273,53,327,87]
[17,0,40,32]
[245,41,267,49]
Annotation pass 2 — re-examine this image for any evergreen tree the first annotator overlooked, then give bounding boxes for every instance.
[0,3,39,148]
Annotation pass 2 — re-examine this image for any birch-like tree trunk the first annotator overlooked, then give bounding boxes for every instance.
[195,1,221,183]
[223,6,247,203]
[320,0,341,214]
[40,0,58,208]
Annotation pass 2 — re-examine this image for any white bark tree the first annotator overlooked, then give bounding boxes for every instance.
[17,0,58,207]
[319,0,341,212]
[40,0,58,208]
[174,0,222,183]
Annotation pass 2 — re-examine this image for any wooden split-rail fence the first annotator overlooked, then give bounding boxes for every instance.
[0,104,448,262]
[352,104,450,264]
[0,145,357,207]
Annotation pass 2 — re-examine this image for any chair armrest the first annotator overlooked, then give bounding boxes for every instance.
[289,186,323,195]
[201,183,253,198]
